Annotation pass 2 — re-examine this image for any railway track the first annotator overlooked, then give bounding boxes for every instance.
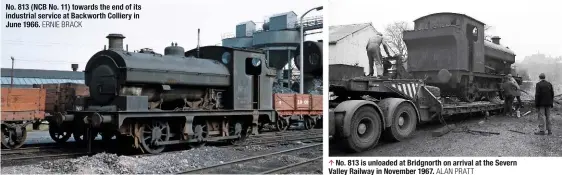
[1,152,87,167]
[177,143,323,174]
[135,129,323,158]
[1,129,322,168]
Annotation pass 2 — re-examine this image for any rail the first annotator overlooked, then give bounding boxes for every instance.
[258,156,322,174]
[177,143,322,174]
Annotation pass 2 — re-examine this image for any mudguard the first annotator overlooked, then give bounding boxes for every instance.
[331,100,384,137]
[377,98,419,128]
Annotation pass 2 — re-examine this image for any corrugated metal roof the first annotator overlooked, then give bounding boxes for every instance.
[329,23,378,44]
[0,77,84,85]
[0,68,84,79]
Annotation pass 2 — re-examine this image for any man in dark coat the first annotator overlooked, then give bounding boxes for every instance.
[502,75,516,117]
[534,73,554,135]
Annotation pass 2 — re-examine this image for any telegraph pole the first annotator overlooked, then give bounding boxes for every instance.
[197,28,201,57]
[299,6,323,94]
[10,56,14,88]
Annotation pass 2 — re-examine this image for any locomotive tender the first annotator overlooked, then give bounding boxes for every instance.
[403,12,521,102]
[55,34,277,153]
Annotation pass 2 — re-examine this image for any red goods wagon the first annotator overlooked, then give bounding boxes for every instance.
[1,87,46,149]
[273,93,323,131]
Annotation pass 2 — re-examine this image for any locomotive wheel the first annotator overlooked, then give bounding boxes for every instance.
[139,121,171,154]
[459,85,478,102]
[1,125,28,149]
[101,132,116,143]
[49,124,72,143]
[188,122,209,148]
[384,103,417,142]
[276,118,289,131]
[485,92,500,102]
[342,106,382,153]
[73,128,98,144]
[304,116,315,130]
[228,121,251,144]
[116,134,136,154]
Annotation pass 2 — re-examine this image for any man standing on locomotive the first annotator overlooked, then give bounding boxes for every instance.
[534,73,554,135]
[366,33,392,77]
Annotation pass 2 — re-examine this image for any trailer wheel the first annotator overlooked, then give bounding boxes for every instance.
[342,106,382,153]
[386,103,417,141]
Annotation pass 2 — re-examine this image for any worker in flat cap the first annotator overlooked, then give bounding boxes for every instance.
[366,33,392,77]
[501,74,516,117]
[534,73,554,135]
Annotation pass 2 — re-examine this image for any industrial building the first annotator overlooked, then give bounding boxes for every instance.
[221,11,323,90]
[329,23,379,74]
[0,64,84,88]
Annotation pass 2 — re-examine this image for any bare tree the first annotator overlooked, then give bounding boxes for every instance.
[484,25,493,41]
[383,21,411,62]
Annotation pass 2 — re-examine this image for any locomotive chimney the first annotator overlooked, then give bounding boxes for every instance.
[106,33,126,51]
[491,36,501,45]
[71,64,78,71]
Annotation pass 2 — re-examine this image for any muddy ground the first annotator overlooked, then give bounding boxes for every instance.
[330,98,562,157]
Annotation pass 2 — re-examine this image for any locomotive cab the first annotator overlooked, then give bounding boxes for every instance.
[185,46,275,111]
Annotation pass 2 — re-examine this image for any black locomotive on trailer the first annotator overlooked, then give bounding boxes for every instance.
[403,12,521,102]
[54,34,277,154]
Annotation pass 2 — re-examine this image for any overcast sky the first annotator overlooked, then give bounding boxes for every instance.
[1,0,322,71]
[329,0,562,62]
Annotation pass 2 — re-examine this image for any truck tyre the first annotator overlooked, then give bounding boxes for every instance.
[385,103,417,141]
[342,106,382,153]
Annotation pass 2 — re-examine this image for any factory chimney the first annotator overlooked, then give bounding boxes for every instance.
[71,64,78,71]
[106,33,126,51]
[197,29,200,57]
[491,36,501,45]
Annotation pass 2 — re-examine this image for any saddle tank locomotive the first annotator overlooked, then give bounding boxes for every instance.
[55,34,276,154]
[403,12,521,102]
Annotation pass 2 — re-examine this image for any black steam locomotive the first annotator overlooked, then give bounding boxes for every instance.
[403,12,521,102]
[57,34,276,153]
